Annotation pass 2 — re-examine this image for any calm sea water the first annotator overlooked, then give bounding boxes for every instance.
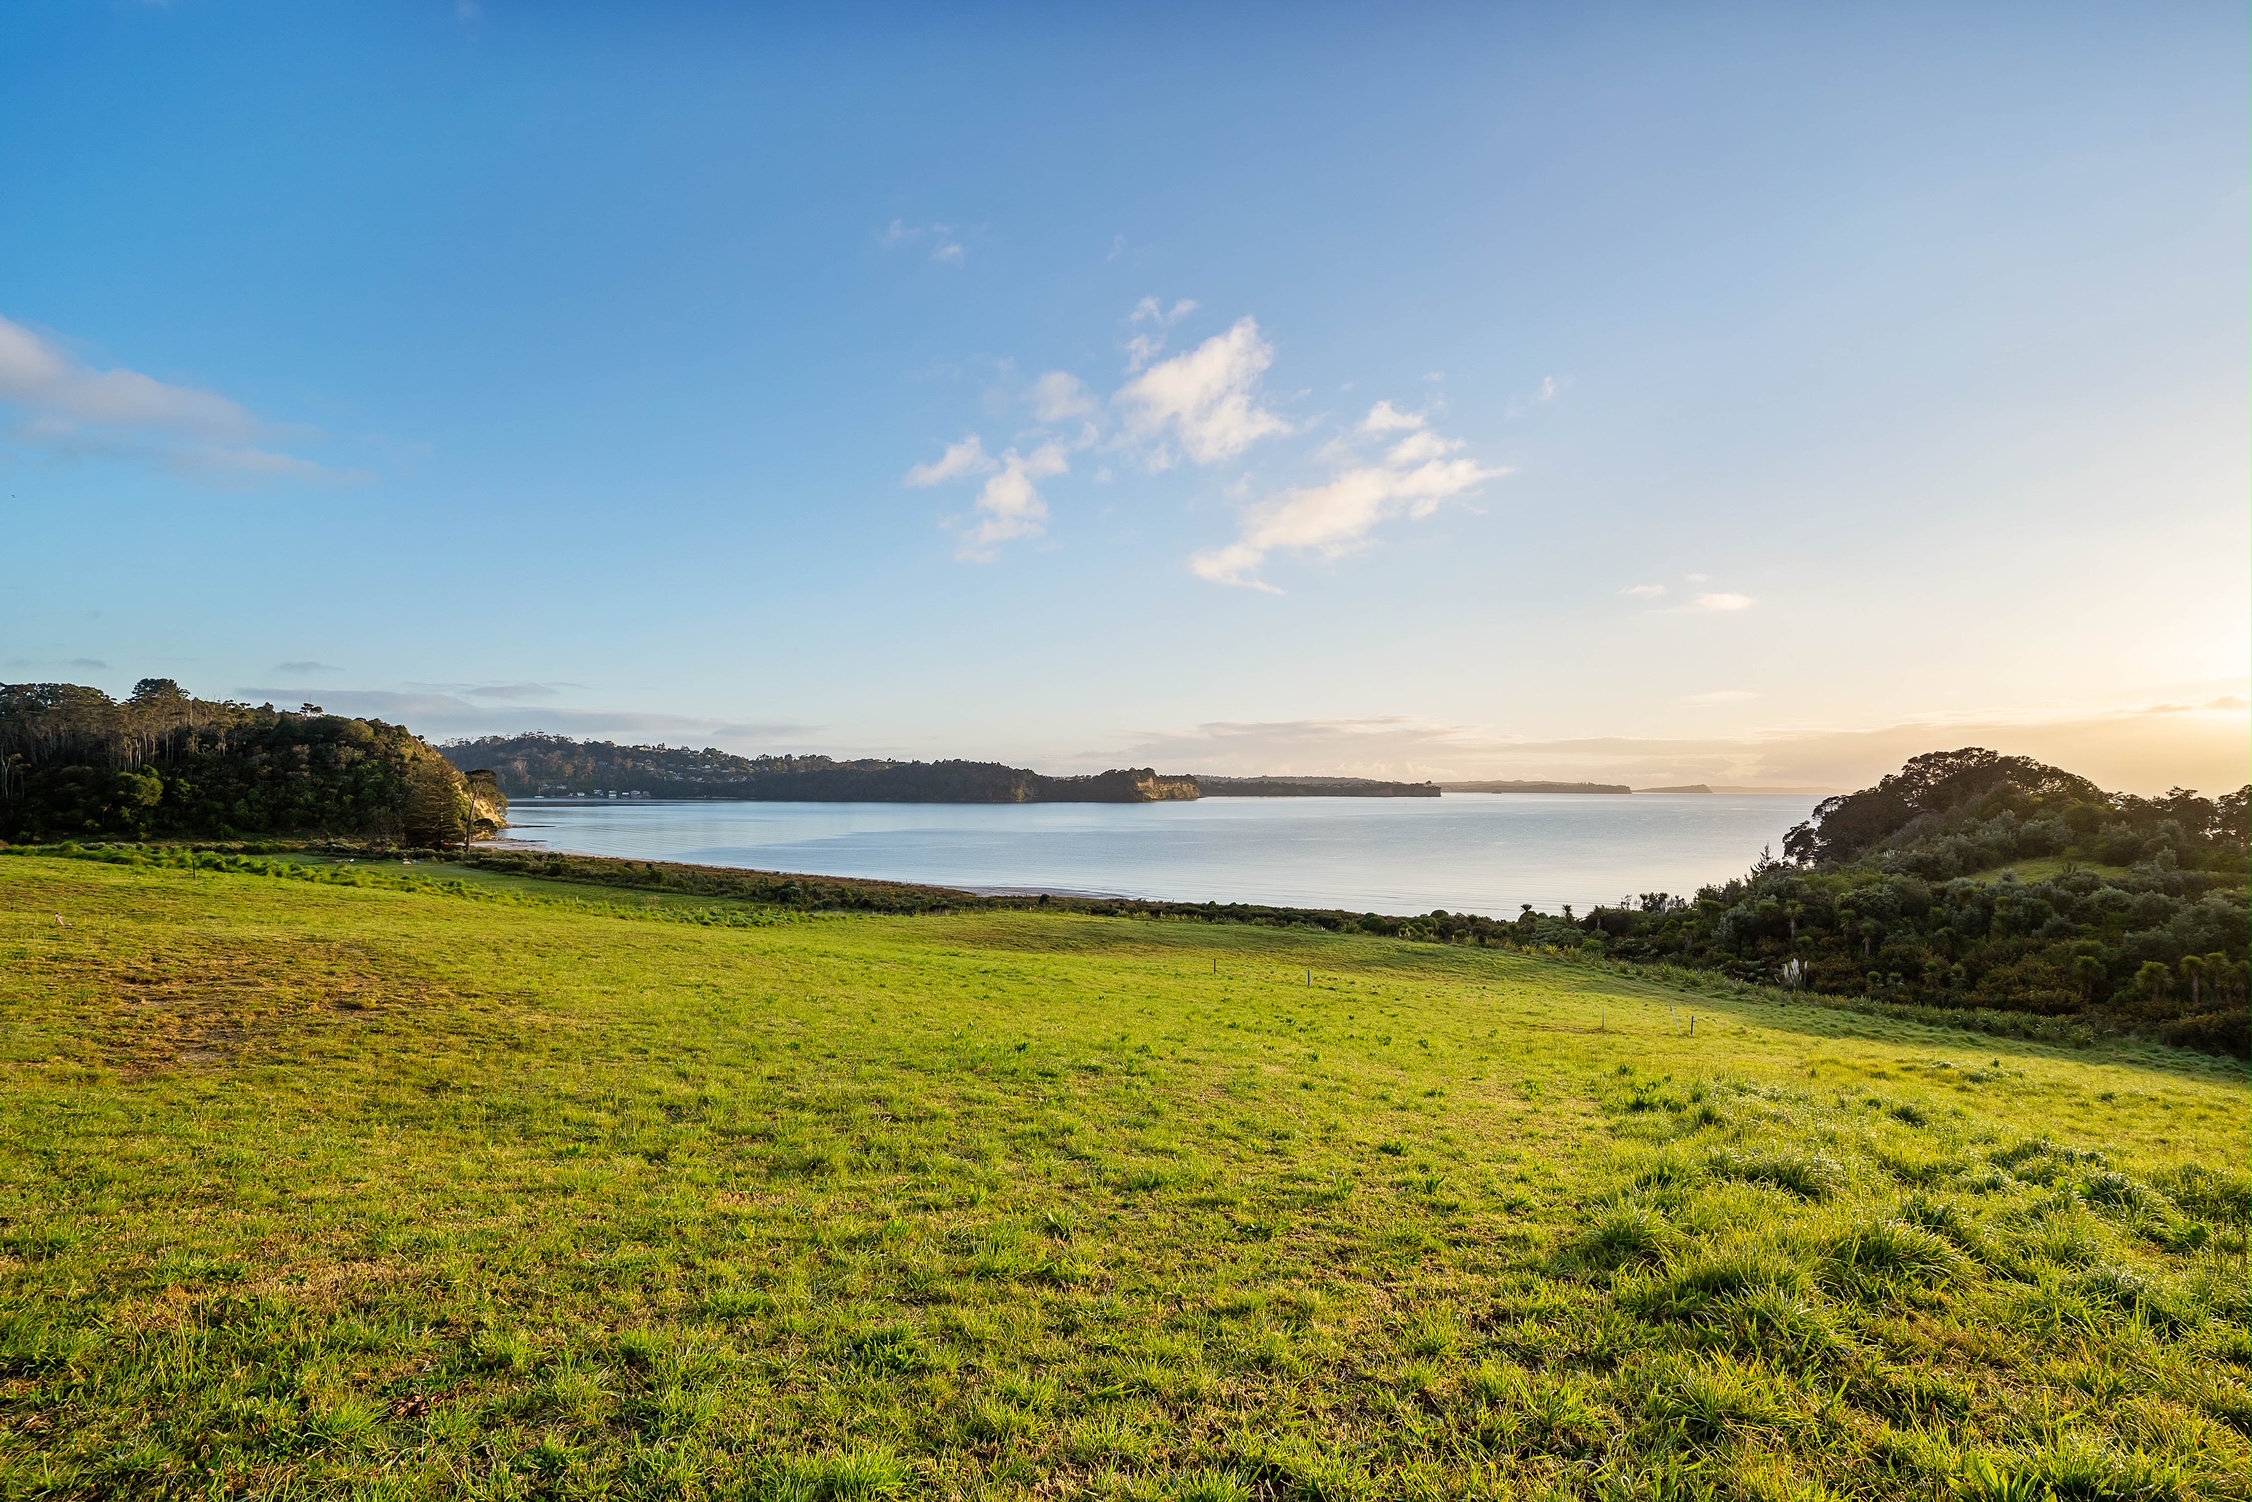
[496,793,1815,917]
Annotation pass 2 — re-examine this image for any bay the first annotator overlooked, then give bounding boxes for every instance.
[495,792,1817,917]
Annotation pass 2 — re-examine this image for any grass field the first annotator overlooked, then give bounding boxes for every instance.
[0,853,2246,1501]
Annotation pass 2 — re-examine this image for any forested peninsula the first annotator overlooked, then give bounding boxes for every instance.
[442,734,1196,803]
[0,680,504,846]
[441,733,1438,802]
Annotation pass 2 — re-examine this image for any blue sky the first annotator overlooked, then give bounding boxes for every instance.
[3,2,2245,791]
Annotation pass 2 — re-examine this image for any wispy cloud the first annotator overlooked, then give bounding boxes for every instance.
[1123,296,1200,370]
[401,680,577,701]
[1115,317,1293,468]
[880,219,967,264]
[905,434,997,487]
[1189,401,1504,592]
[1026,371,1097,423]
[1130,296,1198,325]
[1693,592,1754,612]
[239,686,822,747]
[0,313,345,480]
[1621,584,1668,599]
[465,682,563,701]
[1682,689,1758,704]
[274,660,340,674]
[1085,701,2249,797]
[1507,373,1566,418]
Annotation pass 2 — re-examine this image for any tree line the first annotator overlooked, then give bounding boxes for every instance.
[442,733,1198,802]
[1,679,504,847]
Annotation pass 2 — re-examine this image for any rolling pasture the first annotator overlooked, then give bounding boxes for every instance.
[0,854,2244,1499]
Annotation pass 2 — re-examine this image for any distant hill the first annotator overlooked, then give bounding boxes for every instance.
[443,733,1197,803]
[1193,775,1439,798]
[1635,783,1713,794]
[1441,779,1632,795]
[1,679,501,846]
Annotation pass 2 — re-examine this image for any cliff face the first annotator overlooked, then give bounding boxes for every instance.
[1132,771,1202,802]
[1024,768,1201,803]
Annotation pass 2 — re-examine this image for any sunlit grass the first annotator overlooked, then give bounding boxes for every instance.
[0,853,2244,1499]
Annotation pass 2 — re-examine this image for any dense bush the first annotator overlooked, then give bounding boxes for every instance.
[0,679,499,845]
[1576,749,2249,1056]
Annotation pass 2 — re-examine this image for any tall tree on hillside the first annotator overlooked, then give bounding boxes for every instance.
[401,749,471,848]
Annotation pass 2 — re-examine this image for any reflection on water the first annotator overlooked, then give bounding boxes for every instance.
[498,792,1816,918]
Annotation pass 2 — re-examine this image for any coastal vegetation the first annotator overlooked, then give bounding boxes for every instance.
[442,735,1198,804]
[441,736,1441,803]
[1,849,2245,1499]
[0,681,502,848]
[1581,750,2249,1057]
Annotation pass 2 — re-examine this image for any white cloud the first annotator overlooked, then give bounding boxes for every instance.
[1538,375,1558,401]
[1026,371,1096,423]
[0,315,251,434]
[1116,317,1293,467]
[960,444,1069,559]
[0,312,343,479]
[1622,584,1669,599]
[1693,592,1754,612]
[904,434,998,487]
[1190,402,1504,591]
[1384,429,1458,465]
[1360,400,1424,433]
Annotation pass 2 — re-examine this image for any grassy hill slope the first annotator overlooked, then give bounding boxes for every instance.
[0,855,2245,1499]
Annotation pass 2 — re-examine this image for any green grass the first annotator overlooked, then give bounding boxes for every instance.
[0,853,2246,1500]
